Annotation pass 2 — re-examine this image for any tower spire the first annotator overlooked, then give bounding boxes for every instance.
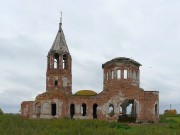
[50,13,69,53]
[59,11,62,32]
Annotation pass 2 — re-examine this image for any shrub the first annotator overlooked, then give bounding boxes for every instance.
[0,108,3,115]
[164,109,177,116]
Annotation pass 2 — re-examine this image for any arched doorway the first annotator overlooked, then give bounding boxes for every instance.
[82,103,86,116]
[51,103,56,116]
[70,104,75,118]
[93,104,98,119]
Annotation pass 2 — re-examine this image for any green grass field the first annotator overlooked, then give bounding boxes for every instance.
[0,114,179,135]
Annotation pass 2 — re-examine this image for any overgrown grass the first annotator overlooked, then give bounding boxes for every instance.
[0,114,180,135]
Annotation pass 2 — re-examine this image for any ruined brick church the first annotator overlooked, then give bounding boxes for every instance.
[21,17,159,122]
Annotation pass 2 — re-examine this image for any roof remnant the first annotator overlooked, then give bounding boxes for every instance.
[102,57,142,68]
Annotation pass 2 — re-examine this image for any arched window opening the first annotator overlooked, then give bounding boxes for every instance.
[93,104,98,119]
[106,72,108,80]
[54,80,58,86]
[155,104,158,115]
[117,70,121,79]
[51,103,56,116]
[108,104,114,116]
[111,70,114,79]
[81,103,86,116]
[54,53,59,69]
[70,104,75,118]
[63,54,68,69]
[124,70,127,79]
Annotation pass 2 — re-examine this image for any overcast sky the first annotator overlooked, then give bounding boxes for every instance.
[0,0,180,114]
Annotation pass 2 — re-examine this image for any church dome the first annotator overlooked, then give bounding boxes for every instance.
[74,90,97,96]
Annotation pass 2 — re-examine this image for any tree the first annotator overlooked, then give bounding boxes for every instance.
[0,108,3,115]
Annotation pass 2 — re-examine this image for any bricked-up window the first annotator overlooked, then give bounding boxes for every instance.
[155,104,158,115]
[106,72,108,80]
[82,103,86,116]
[133,71,136,80]
[117,70,121,79]
[124,70,127,79]
[108,104,114,116]
[35,102,41,117]
[111,70,114,79]
[54,53,59,68]
[136,71,139,80]
[63,54,68,69]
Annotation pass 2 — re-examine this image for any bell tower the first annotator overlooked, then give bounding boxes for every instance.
[46,14,72,94]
